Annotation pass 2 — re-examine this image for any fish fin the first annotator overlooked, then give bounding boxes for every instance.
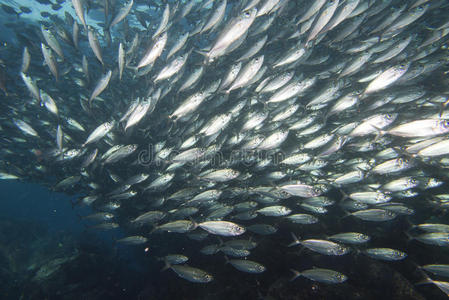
[370,125,386,142]
[194,49,209,56]
[224,255,230,264]
[289,269,301,282]
[288,232,301,247]
[416,269,449,296]
[415,268,434,286]
[441,98,449,117]
[340,209,352,219]
[340,189,348,201]
[193,49,214,65]
[188,217,198,229]
[355,167,365,173]
[391,146,418,162]
[424,25,437,31]
[149,224,159,234]
[366,185,377,192]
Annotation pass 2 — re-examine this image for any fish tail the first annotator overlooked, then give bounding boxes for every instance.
[371,124,386,142]
[188,216,198,229]
[415,268,433,286]
[160,260,171,272]
[340,189,348,201]
[149,225,159,234]
[289,269,301,282]
[288,232,301,247]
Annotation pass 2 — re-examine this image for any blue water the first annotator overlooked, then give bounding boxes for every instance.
[0,181,85,231]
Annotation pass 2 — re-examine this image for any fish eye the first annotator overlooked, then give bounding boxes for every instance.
[442,120,449,128]
[244,11,251,17]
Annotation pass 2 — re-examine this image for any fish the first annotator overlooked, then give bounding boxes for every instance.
[0,173,20,180]
[137,32,168,69]
[154,53,190,83]
[363,63,410,96]
[41,43,58,81]
[289,233,349,256]
[364,248,407,261]
[226,258,266,273]
[169,265,213,283]
[279,183,322,198]
[154,220,197,234]
[72,21,80,50]
[20,73,40,101]
[328,232,370,245]
[71,0,87,30]
[201,0,227,34]
[41,25,64,59]
[89,70,112,105]
[417,273,449,297]
[290,268,347,284]
[14,119,39,137]
[306,0,340,45]
[152,4,170,39]
[411,233,449,247]
[256,205,291,217]
[198,221,245,236]
[118,43,125,81]
[82,121,115,147]
[130,211,166,225]
[285,214,318,224]
[21,47,30,73]
[350,209,397,222]
[109,0,133,29]
[204,8,257,63]
[421,264,449,278]
[161,254,189,266]
[87,27,104,66]
[116,235,148,245]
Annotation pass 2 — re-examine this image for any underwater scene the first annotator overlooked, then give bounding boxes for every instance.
[1,0,449,299]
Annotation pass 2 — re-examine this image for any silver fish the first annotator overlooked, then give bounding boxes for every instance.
[109,0,134,29]
[198,221,245,236]
[89,70,112,105]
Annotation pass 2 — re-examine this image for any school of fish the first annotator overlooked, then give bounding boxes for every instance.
[1,0,449,295]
